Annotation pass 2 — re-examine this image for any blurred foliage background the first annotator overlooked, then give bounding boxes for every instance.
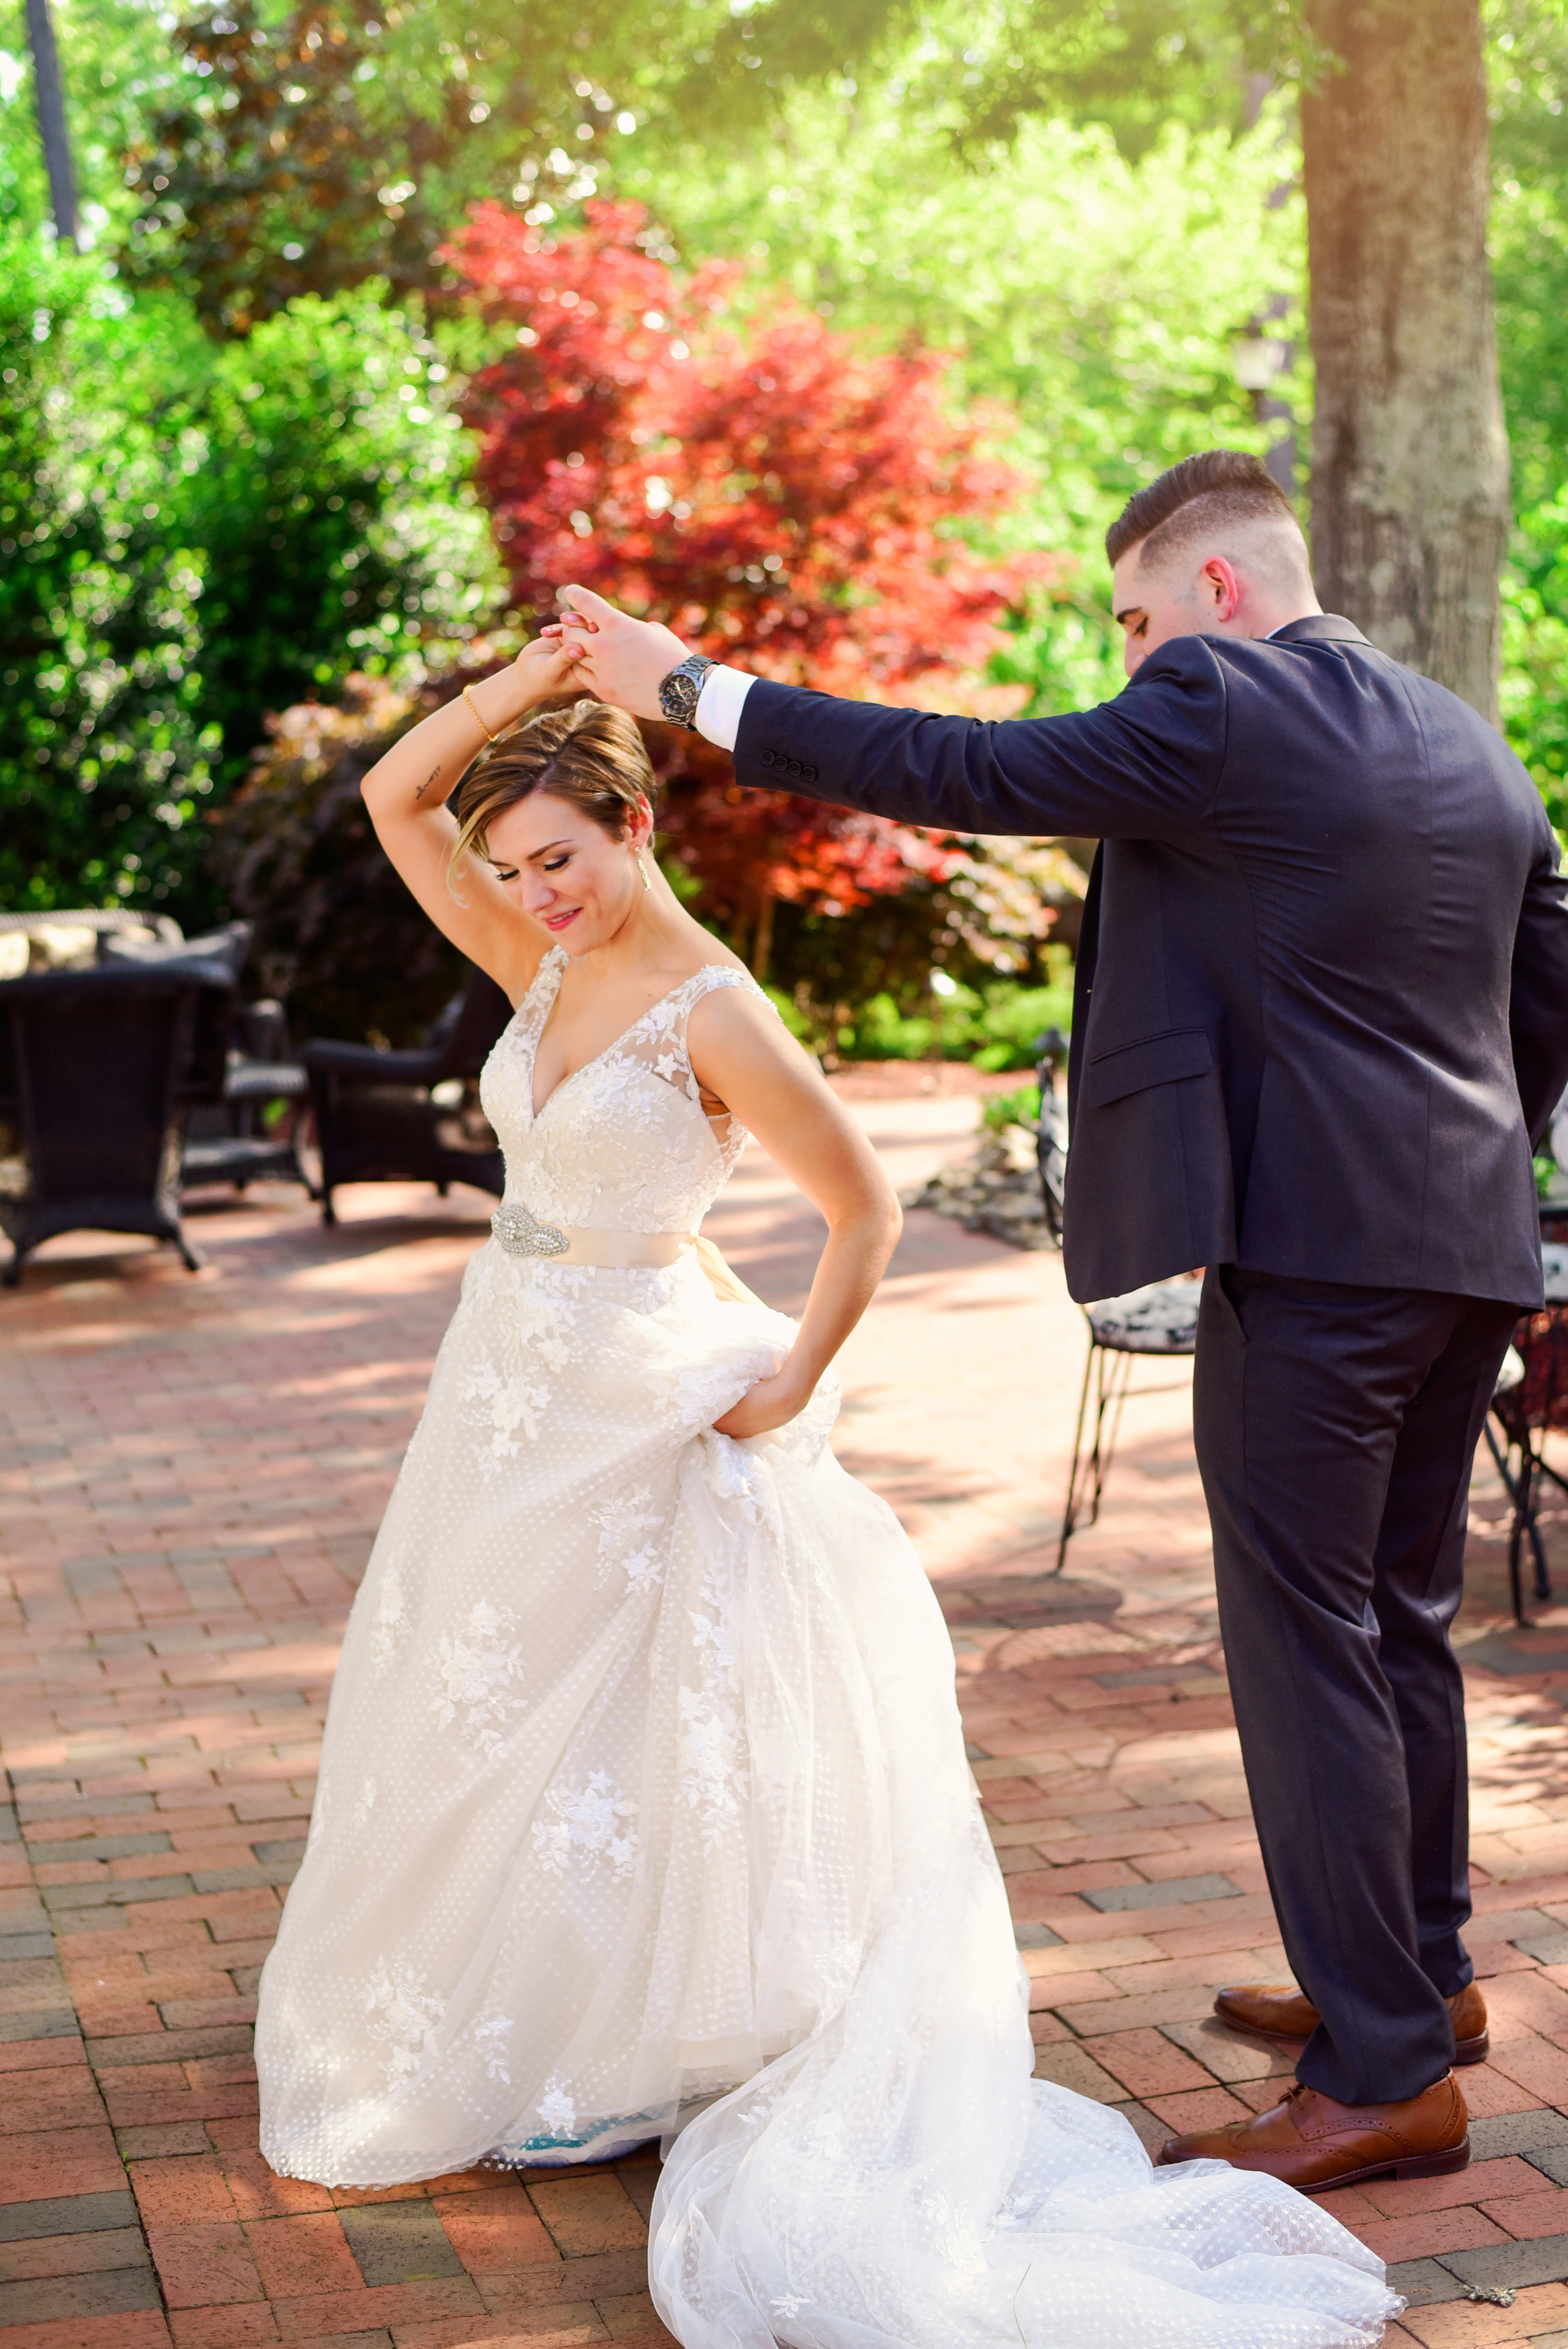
[3,0,1568,1046]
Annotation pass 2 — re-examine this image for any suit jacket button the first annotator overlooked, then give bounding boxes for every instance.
[788,758,802,775]
[761,749,776,766]
[802,765,817,780]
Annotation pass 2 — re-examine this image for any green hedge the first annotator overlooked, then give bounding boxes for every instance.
[829,970,1074,1068]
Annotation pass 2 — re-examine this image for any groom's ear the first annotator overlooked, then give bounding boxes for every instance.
[1197,556,1242,623]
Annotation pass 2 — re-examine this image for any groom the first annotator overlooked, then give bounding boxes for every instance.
[555,448,1568,2190]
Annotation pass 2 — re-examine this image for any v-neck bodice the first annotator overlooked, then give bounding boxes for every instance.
[477,946,768,1234]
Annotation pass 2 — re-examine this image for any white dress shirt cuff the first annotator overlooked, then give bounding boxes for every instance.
[694,665,755,752]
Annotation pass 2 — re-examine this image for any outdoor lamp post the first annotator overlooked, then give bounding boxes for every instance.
[1232,336,1291,395]
[1232,315,1296,497]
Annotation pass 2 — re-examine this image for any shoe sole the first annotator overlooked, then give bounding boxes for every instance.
[1300,2134,1473,2189]
[1215,2012,1490,2067]
[1158,2134,1471,2187]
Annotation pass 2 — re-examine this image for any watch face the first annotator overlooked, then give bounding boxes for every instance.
[659,667,702,727]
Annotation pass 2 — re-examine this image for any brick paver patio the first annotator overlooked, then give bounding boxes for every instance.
[5,1087,1568,2346]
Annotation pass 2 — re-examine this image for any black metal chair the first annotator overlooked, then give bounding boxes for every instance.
[303,966,513,1225]
[183,997,313,1196]
[0,966,209,1285]
[1056,1277,1202,1569]
[1484,1244,1568,1624]
[1033,1027,1069,1247]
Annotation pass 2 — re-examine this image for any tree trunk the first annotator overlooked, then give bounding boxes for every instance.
[1303,0,1508,719]
[24,0,78,251]
[750,888,775,987]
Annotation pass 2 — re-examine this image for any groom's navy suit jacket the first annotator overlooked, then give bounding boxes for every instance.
[733,615,1568,1306]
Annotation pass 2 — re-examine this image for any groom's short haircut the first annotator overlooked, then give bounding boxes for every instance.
[1106,450,1306,580]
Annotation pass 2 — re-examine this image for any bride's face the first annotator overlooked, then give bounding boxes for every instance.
[484,789,652,954]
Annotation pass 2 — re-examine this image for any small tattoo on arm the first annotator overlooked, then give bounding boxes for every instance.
[414,766,442,802]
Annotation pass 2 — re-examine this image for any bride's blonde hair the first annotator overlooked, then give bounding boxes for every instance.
[447,699,657,891]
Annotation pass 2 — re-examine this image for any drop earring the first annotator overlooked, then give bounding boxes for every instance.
[635,851,650,893]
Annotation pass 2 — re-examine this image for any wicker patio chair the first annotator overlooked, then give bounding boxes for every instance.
[0,965,209,1285]
[302,965,512,1225]
[0,907,184,978]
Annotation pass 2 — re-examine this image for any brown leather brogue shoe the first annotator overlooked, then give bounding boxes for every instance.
[1157,2072,1470,2190]
[1214,1979,1489,2064]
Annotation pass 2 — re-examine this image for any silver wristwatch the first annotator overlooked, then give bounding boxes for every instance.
[658,654,716,731]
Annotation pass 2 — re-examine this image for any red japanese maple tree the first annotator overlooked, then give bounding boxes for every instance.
[445,200,1053,970]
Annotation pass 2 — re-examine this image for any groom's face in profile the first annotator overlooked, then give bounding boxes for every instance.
[1110,545,1242,679]
[1110,513,1318,678]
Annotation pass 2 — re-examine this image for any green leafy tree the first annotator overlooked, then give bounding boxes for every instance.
[0,235,214,914]
[637,93,1301,714]
[0,238,501,913]
[113,0,679,333]
[107,0,1305,336]
[0,0,184,238]
[166,286,502,796]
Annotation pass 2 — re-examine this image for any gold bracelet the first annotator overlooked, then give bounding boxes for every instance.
[462,682,499,743]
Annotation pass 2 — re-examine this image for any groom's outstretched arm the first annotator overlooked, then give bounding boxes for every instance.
[553,587,1226,841]
[729,668,1224,841]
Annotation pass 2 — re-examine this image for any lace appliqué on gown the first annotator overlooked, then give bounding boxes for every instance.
[532,1773,638,1880]
[593,1484,665,1591]
[460,1282,580,1466]
[430,1599,526,1759]
[363,1960,443,2085]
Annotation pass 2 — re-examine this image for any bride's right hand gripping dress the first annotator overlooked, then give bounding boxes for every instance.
[257,947,1399,2349]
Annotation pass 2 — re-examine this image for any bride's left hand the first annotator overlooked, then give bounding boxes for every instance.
[712,1367,810,1438]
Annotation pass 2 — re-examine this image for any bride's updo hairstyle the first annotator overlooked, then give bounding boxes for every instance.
[447,699,657,890]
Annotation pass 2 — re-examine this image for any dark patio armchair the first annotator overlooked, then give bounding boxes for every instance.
[0,965,209,1286]
[302,966,513,1225]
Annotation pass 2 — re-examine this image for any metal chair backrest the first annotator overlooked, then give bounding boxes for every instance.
[1033,1027,1069,1247]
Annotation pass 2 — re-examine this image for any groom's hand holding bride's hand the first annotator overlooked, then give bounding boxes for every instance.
[548,586,691,718]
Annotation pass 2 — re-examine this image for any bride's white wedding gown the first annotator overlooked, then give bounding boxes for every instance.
[255,946,1397,2348]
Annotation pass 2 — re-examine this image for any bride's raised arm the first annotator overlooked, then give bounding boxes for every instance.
[359,637,580,1002]
[686,987,903,1438]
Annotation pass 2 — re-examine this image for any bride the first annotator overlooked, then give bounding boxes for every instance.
[255,637,1397,2347]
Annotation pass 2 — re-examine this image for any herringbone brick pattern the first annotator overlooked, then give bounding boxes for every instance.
[2,1091,1567,2348]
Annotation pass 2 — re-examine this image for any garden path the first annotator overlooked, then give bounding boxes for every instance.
[3,1088,1568,2349]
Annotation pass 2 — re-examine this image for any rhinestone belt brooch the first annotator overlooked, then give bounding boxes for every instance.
[491,1201,569,1258]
